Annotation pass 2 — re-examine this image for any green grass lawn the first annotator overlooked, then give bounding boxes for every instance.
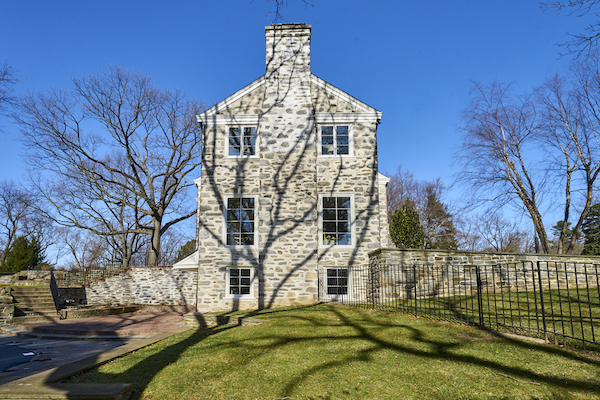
[372,288,600,350]
[68,304,600,399]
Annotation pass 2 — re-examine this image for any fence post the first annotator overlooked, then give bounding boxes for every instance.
[536,261,548,343]
[476,265,484,328]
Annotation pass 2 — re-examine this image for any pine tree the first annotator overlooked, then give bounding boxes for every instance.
[389,205,425,249]
[0,236,45,273]
[582,204,600,255]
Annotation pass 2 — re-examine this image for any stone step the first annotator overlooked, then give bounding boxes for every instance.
[12,314,61,324]
[0,382,133,400]
[13,298,55,305]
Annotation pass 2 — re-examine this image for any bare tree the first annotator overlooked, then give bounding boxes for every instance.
[457,82,552,253]
[542,0,600,56]
[0,61,18,129]
[267,0,314,22]
[0,181,51,265]
[475,213,531,252]
[56,227,111,270]
[15,66,205,266]
[387,165,457,249]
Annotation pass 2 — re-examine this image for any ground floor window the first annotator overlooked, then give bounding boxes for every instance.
[226,267,254,298]
[325,268,350,297]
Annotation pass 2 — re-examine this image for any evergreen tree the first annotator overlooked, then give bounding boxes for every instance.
[582,204,600,255]
[173,239,196,263]
[389,205,425,249]
[0,236,45,273]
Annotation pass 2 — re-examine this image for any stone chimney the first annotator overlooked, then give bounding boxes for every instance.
[265,23,311,79]
[260,23,313,154]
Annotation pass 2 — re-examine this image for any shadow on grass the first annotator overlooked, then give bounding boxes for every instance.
[60,304,600,399]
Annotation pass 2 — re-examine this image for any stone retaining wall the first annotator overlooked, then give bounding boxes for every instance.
[368,249,600,300]
[85,267,197,307]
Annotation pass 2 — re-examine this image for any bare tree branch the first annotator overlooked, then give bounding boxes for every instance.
[15,66,205,266]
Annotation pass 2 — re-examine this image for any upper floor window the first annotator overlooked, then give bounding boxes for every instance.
[319,125,350,156]
[228,126,257,157]
[225,196,256,247]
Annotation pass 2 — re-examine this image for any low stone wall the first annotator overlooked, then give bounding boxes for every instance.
[368,249,600,300]
[85,267,198,307]
[0,271,54,286]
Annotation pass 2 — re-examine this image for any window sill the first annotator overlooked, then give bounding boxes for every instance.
[225,245,258,250]
[319,245,355,250]
[225,295,255,300]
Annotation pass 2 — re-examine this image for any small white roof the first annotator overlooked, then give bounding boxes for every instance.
[173,251,198,270]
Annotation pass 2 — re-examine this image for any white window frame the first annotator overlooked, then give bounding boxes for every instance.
[226,267,255,299]
[226,125,259,158]
[317,124,352,157]
[318,194,355,249]
[223,194,258,249]
[323,267,352,301]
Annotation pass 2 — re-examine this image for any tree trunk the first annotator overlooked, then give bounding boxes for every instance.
[147,217,162,266]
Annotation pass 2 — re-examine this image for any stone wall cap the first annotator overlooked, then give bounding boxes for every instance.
[266,23,311,31]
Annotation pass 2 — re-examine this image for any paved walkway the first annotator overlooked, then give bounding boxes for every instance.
[13,311,187,337]
[0,311,189,387]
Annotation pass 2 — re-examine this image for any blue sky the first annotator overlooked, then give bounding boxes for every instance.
[0,0,595,206]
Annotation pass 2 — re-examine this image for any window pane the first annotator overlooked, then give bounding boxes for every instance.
[337,222,349,233]
[338,269,348,277]
[322,145,334,155]
[227,222,240,233]
[322,126,334,135]
[241,287,250,295]
[230,269,240,277]
[230,278,239,286]
[337,197,351,208]
[241,269,251,276]
[337,209,348,221]
[336,126,348,135]
[230,287,239,294]
[337,145,349,155]
[241,234,254,245]
[323,222,336,233]
[323,197,336,209]
[323,209,336,220]
[241,222,254,233]
[241,198,255,208]
[327,269,338,277]
[338,234,351,245]
[228,198,240,209]
[323,234,337,245]
[229,128,241,156]
[241,278,251,285]
[321,135,334,145]
[336,135,349,146]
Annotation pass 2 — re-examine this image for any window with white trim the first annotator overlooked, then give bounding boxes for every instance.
[225,196,256,246]
[226,267,254,298]
[228,126,257,157]
[320,195,353,247]
[319,125,350,156]
[325,268,350,298]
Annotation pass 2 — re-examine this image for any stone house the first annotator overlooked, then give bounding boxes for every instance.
[175,23,389,313]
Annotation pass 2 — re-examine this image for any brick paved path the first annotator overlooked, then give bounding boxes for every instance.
[17,312,186,336]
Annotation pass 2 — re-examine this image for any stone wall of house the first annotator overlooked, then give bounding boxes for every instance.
[85,267,197,307]
[368,248,600,301]
[195,23,385,313]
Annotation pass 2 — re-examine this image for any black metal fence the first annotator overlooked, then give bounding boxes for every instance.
[333,262,600,349]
